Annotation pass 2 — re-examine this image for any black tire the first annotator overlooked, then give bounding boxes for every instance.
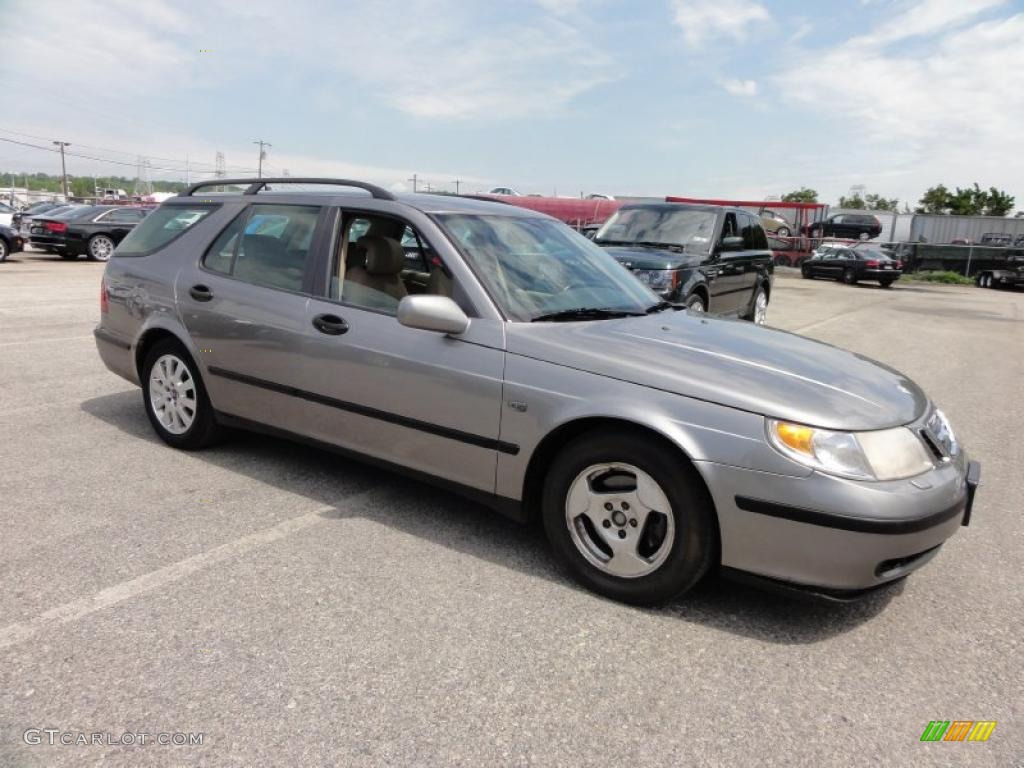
[801,267,812,279]
[841,267,857,284]
[141,339,222,450]
[880,279,894,288]
[685,292,706,313]
[741,283,768,323]
[541,429,717,606]
[0,239,8,262]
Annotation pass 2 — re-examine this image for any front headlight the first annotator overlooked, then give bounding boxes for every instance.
[631,269,678,295]
[767,419,934,481]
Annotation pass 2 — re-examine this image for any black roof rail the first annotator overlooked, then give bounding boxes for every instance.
[180,177,396,201]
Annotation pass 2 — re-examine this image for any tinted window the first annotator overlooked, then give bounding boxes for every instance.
[204,204,320,292]
[749,215,769,249]
[739,213,758,249]
[102,208,146,223]
[116,205,217,256]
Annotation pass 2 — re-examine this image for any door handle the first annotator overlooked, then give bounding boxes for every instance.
[189,284,213,302]
[312,313,349,335]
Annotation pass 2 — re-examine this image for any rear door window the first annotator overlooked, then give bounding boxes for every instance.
[202,204,321,293]
[115,205,218,256]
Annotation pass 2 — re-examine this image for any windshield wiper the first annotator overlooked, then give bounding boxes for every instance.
[532,307,645,322]
[633,241,687,252]
[645,301,679,314]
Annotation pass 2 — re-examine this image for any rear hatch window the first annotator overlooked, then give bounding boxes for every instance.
[115,204,218,257]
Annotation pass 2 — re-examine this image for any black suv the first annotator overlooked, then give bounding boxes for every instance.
[804,213,882,240]
[593,203,773,323]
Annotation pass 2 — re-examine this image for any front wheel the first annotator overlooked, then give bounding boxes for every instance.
[541,430,716,606]
[87,234,115,261]
[142,339,222,450]
[0,239,8,262]
[842,268,857,284]
[685,293,706,313]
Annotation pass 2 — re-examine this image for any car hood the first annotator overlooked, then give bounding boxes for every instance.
[506,312,928,431]
[601,245,705,271]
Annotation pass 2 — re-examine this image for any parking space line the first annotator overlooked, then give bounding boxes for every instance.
[0,499,362,651]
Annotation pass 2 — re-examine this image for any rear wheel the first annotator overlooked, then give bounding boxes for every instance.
[880,279,894,288]
[541,430,716,606]
[142,339,222,450]
[87,234,115,261]
[0,239,8,262]
[842,267,857,284]
[742,284,768,324]
[685,293,706,313]
[979,274,990,288]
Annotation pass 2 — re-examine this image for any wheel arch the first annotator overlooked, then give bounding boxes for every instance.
[134,325,195,381]
[520,416,721,556]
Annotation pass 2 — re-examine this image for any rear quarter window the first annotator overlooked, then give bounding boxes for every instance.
[114,205,219,257]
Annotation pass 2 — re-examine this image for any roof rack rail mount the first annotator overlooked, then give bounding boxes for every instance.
[180,178,395,201]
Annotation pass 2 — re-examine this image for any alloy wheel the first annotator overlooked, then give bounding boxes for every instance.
[754,291,768,325]
[89,235,115,261]
[564,463,675,579]
[148,354,197,435]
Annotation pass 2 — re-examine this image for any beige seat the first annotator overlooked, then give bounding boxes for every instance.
[343,235,408,310]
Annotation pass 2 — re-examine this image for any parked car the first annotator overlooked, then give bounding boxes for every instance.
[758,208,793,237]
[0,200,15,228]
[488,187,522,196]
[12,201,64,231]
[593,202,773,322]
[0,224,25,261]
[29,205,149,260]
[976,252,1024,289]
[801,246,902,287]
[18,203,86,241]
[93,177,979,606]
[804,213,882,240]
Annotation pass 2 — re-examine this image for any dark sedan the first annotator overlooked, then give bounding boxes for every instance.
[803,213,883,240]
[12,201,67,232]
[0,224,25,261]
[801,246,902,287]
[29,205,150,261]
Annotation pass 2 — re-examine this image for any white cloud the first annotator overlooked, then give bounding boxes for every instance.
[536,0,584,15]
[670,0,771,48]
[720,78,758,97]
[773,3,1024,203]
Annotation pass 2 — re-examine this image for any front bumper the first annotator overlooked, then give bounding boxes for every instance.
[697,454,979,593]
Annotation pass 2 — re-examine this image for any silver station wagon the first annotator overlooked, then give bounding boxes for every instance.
[95,178,980,605]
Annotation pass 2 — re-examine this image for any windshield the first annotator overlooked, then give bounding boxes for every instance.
[437,214,658,322]
[594,207,718,251]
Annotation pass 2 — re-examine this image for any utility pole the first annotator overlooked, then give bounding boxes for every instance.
[253,139,271,178]
[407,173,418,193]
[453,179,462,195]
[53,140,71,199]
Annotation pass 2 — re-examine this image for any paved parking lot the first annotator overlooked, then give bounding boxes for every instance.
[1,249,1021,767]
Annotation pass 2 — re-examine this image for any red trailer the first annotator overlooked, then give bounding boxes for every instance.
[482,194,621,228]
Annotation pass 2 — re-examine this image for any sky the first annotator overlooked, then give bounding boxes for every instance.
[1,0,1022,208]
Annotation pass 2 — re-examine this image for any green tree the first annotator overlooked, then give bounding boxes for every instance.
[838,194,866,209]
[984,187,1015,216]
[917,184,951,214]
[781,187,818,203]
[865,193,899,211]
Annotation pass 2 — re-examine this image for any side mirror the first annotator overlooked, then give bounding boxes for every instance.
[720,235,744,251]
[397,295,470,335]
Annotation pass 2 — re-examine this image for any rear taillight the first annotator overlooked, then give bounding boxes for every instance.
[895,261,903,269]
[100,282,109,314]
[866,260,880,267]
[45,221,67,233]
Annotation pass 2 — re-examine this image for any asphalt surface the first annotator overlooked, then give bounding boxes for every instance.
[1,250,1021,767]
